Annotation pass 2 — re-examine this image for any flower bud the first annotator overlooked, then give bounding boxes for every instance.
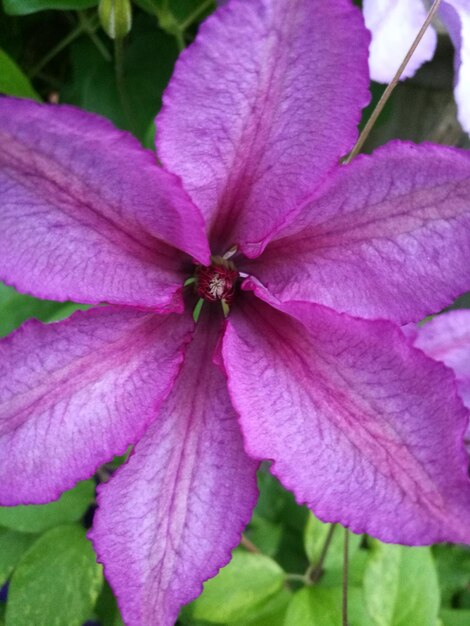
[98,0,132,40]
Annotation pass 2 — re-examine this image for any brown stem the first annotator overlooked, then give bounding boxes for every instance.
[308,523,336,584]
[344,0,443,164]
[240,534,261,554]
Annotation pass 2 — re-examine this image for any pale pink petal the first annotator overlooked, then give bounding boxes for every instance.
[90,316,258,626]
[415,310,470,408]
[249,142,470,323]
[363,0,437,83]
[0,97,210,309]
[0,307,193,505]
[441,0,470,133]
[157,0,370,256]
[222,282,470,545]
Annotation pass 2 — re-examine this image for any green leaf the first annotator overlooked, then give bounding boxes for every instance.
[0,48,39,99]
[348,587,376,626]
[245,514,282,557]
[440,609,470,626]
[95,582,124,626]
[191,550,285,623]
[2,0,97,16]
[6,525,102,626]
[285,586,375,626]
[62,14,178,143]
[434,544,470,606]
[133,0,214,27]
[304,514,362,573]
[0,282,82,338]
[284,587,342,626]
[0,480,94,533]
[364,540,440,626]
[230,588,292,626]
[253,469,309,573]
[0,529,37,584]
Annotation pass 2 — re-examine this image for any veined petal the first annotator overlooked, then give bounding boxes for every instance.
[0,306,192,505]
[157,0,370,256]
[441,0,470,133]
[222,283,470,545]
[90,315,258,626]
[0,98,210,309]
[415,310,470,409]
[363,0,437,83]
[250,142,470,323]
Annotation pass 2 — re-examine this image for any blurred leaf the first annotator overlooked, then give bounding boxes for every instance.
[320,545,368,589]
[63,14,178,142]
[364,541,440,626]
[166,0,214,23]
[134,0,214,25]
[191,550,284,623]
[2,0,97,15]
[245,514,282,557]
[0,530,37,584]
[440,609,470,626]
[285,586,376,626]
[95,582,124,626]
[254,466,288,522]
[0,481,94,533]
[348,586,375,626]
[254,468,309,573]
[230,588,292,626]
[304,515,362,572]
[0,282,77,337]
[6,525,102,626]
[434,544,470,606]
[284,587,341,625]
[0,48,39,99]
[449,291,470,311]
[460,588,470,608]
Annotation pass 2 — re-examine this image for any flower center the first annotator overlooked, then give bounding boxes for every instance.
[185,254,239,321]
[196,260,238,304]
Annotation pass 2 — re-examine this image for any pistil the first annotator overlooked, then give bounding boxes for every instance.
[185,255,239,321]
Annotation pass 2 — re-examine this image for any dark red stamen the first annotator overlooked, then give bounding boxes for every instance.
[195,261,239,304]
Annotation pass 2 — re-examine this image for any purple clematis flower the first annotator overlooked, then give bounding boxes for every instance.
[1,0,470,624]
[414,310,470,433]
[363,0,470,133]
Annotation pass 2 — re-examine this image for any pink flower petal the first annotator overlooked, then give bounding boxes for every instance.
[222,282,470,545]
[250,142,470,323]
[363,0,437,83]
[0,98,210,309]
[90,317,258,626]
[157,0,370,256]
[0,306,193,505]
[441,0,470,133]
[415,310,470,409]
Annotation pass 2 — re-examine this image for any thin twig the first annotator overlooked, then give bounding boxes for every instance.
[308,523,337,584]
[240,534,261,554]
[174,29,186,52]
[114,37,135,132]
[179,0,214,30]
[342,529,349,626]
[78,11,112,62]
[285,573,308,584]
[28,14,102,78]
[344,0,442,164]
[28,24,84,78]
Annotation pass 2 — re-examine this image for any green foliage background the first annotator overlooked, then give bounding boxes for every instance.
[0,1,469,624]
